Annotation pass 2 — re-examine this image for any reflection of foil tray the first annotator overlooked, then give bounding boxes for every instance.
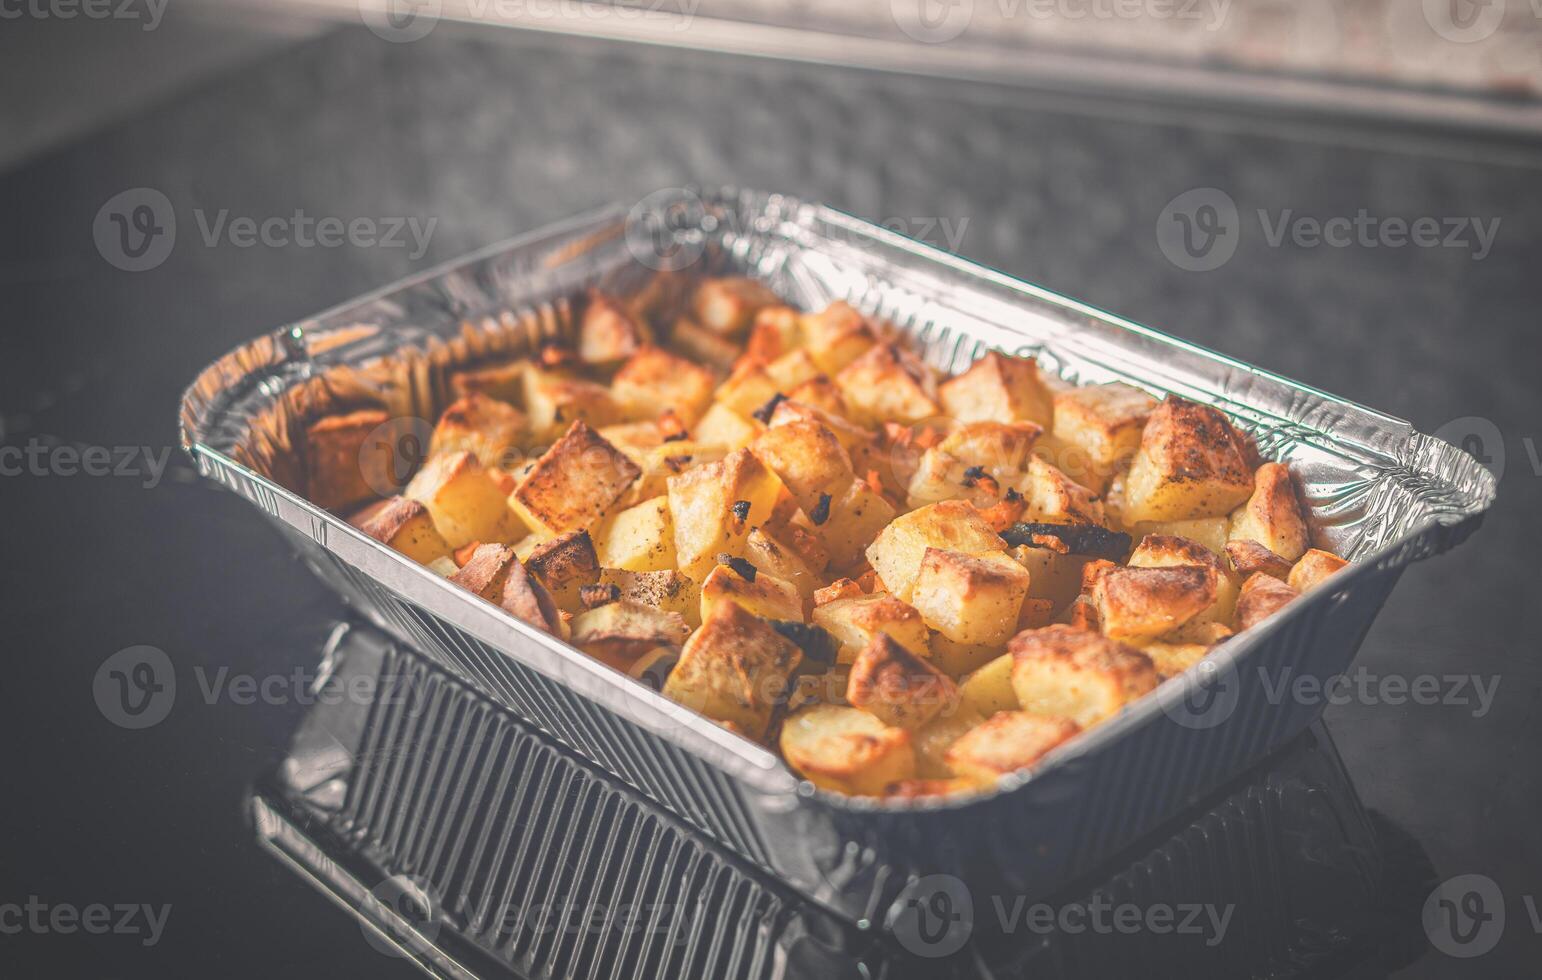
[251,619,1382,979]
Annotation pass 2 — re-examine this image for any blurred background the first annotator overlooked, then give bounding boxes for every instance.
[3,2,1539,978]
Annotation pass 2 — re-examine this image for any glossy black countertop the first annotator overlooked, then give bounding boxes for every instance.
[3,24,1539,978]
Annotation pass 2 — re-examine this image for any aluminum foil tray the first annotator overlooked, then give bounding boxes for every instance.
[185,187,1492,928]
[253,617,1383,979]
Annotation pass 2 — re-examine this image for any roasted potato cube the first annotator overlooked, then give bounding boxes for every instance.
[744,527,823,605]
[938,421,1041,478]
[579,291,651,365]
[836,342,941,426]
[355,496,452,565]
[1051,382,1158,491]
[450,359,529,404]
[692,276,781,336]
[406,450,522,548]
[714,360,783,419]
[911,548,1030,647]
[663,601,802,739]
[692,403,761,449]
[1017,456,1106,526]
[1288,548,1348,593]
[597,421,666,457]
[944,712,1081,783]
[817,480,897,571]
[611,346,717,426]
[779,704,916,796]
[597,568,701,627]
[812,593,931,663]
[905,448,1000,509]
[508,421,641,537]
[1228,462,1310,561]
[1009,625,1157,728]
[1129,533,1239,626]
[668,316,740,371]
[306,409,398,511]
[666,448,785,581]
[1236,572,1299,630]
[928,635,1006,679]
[914,709,986,778]
[448,543,562,637]
[522,368,623,440]
[1142,642,1211,678]
[429,393,527,470]
[752,420,856,516]
[700,562,804,624]
[525,530,600,611]
[742,304,805,363]
[629,442,729,502]
[765,349,822,392]
[1126,516,1230,556]
[1122,397,1255,523]
[802,301,877,376]
[1088,564,1219,645]
[570,599,690,671]
[787,376,851,418]
[865,500,1006,602]
[1225,539,1293,581]
[938,351,1053,427]
[847,634,960,730]
[957,653,1018,717]
[595,495,676,572]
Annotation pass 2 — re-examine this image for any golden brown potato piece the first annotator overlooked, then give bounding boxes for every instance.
[846,634,960,730]
[692,403,761,450]
[595,495,675,572]
[913,708,987,777]
[938,351,1054,427]
[405,450,522,548]
[448,543,562,637]
[596,568,701,628]
[700,562,804,624]
[779,704,915,795]
[570,600,690,672]
[1125,516,1230,557]
[1228,462,1310,562]
[522,368,624,440]
[525,530,601,611]
[663,600,803,740]
[355,496,452,565]
[1225,539,1293,581]
[742,305,804,364]
[801,301,877,376]
[578,291,651,365]
[787,376,851,419]
[1017,456,1106,526]
[944,711,1081,783]
[429,393,527,470]
[611,346,717,426]
[819,481,898,571]
[765,349,822,392]
[812,592,931,663]
[1288,548,1349,593]
[714,359,784,420]
[744,527,824,606]
[692,276,782,337]
[1236,572,1300,630]
[957,653,1018,716]
[836,342,941,426]
[865,500,1006,602]
[910,548,1030,647]
[929,635,1007,679]
[1122,397,1255,523]
[1009,625,1157,728]
[306,409,397,511]
[1142,641,1212,679]
[509,421,641,538]
[1051,382,1157,491]
[1088,564,1219,645]
[1128,532,1239,628]
[751,420,856,517]
[666,448,785,582]
[450,360,529,404]
[938,421,1042,478]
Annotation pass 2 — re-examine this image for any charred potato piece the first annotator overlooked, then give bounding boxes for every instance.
[509,421,641,538]
[595,495,676,572]
[1288,548,1349,593]
[700,562,804,624]
[1236,572,1300,630]
[1122,397,1255,523]
[1088,564,1219,645]
[1228,462,1310,561]
[779,704,916,795]
[865,500,1006,602]
[570,600,690,671]
[306,409,398,511]
[944,711,1081,783]
[692,276,782,336]
[597,568,701,628]
[1009,625,1157,728]
[429,393,527,470]
[405,450,522,548]
[910,548,1030,648]
[578,291,651,365]
[836,342,941,426]
[938,351,1054,427]
[1001,522,1131,561]
[663,601,802,740]
[846,634,960,730]
[355,496,452,565]
[666,448,785,582]
[1051,382,1158,491]
[1225,538,1293,581]
[448,543,562,637]
[1128,533,1238,628]
[611,346,717,426]
[525,530,601,611]
[812,592,931,663]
